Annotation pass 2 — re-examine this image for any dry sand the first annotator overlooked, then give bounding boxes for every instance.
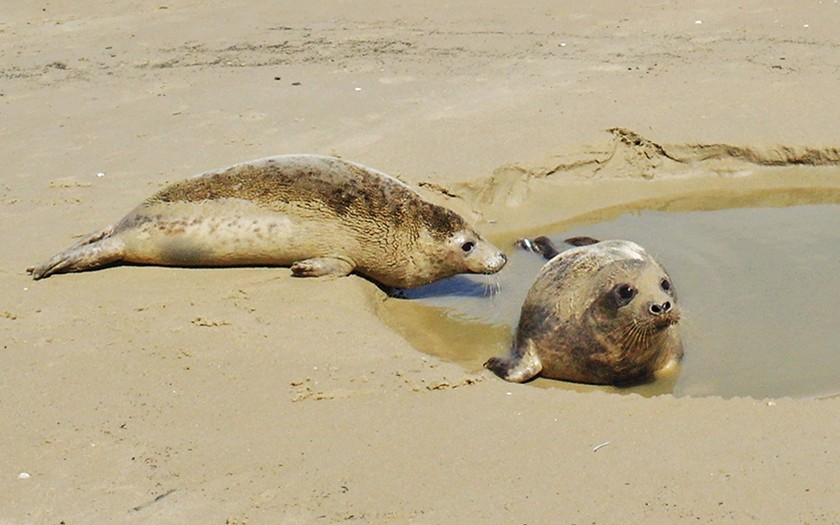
[3,1,840,523]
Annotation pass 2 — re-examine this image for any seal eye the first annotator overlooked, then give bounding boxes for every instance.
[660,278,671,292]
[461,241,475,253]
[615,284,636,305]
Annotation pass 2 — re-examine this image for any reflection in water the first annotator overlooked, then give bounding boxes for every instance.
[381,201,840,399]
[395,275,500,300]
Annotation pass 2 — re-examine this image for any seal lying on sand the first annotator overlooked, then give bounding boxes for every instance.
[485,236,681,385]
[28,155,507,289]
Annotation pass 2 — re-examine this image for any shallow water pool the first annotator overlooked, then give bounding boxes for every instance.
[383,203,840,399]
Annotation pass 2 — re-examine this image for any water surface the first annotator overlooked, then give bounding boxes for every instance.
[383,203,840,399]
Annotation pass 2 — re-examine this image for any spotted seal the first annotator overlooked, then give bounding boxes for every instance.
[485,236,681,385]
[28,154,507,288]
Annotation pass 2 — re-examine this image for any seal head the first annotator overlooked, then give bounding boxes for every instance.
[486,237,681,385]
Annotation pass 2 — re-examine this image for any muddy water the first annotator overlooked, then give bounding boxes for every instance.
[381,198,840,399]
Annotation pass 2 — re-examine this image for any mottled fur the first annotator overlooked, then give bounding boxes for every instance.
[486,238,681,385]
[147,158,465,241]
[28,155,506,288]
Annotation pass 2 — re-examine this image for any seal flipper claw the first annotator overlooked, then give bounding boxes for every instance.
[28,228,125,280]
[290,257,355,278]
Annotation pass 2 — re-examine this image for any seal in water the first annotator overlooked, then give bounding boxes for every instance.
[28,155,507,289]
[485,236,681,385]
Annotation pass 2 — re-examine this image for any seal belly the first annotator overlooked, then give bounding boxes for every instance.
[119,199,320,267]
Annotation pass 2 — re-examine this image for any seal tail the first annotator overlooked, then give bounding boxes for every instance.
[27,226,125,280]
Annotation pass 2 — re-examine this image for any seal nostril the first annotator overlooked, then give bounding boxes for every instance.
[650,304,662,315]
[650,302,672,315]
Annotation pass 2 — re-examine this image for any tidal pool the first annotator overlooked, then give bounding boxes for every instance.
[381,202,840,399]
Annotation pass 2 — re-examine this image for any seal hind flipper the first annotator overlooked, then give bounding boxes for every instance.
[290,257,355,278]
[564,236,600,247]
[484,343,543,383]
[28,226,125,280]
[515,236,560,260]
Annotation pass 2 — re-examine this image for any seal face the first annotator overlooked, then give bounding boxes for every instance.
[28,155,507,288]
[486,237,682,385]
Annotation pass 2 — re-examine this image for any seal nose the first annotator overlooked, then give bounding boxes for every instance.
[489,252,507,270]
[649,301,672,315]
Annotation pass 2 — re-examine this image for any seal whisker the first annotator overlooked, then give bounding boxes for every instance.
[483,275,502,298]
[612,322,648,358]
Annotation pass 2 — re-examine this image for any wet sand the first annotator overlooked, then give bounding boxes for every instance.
[3,1,840,522]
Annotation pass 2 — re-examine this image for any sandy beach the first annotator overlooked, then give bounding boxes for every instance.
[3,1,840,523]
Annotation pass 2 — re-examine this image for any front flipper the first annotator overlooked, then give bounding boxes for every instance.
[290,257,355,279]
[484,342,543,383]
